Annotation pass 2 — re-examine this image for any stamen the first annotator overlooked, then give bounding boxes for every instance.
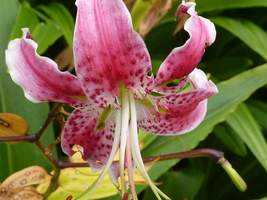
[129,93,171,200]
[119,89,130,195]
[126,132,138,200]
[75,110,122,200]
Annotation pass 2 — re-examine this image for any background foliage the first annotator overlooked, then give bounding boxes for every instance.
[0,0,267,199]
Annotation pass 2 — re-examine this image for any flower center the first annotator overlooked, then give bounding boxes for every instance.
[76,89,169,200]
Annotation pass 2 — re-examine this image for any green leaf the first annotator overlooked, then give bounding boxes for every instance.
[247,100,267,130]
[226,103,267,171]
[0,0,55,180]
[38,3,74,47]
[211,17,267,60]
[10,2,39,39]
[142,63,267,182]
[143,169,205,200]
[214,124,247,156]
[32,22,62,54]
[197,0,267,13]
[8,2,63,54]
[202,57,253,80]
[38,168,117,200]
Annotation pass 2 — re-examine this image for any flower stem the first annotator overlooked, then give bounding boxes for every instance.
[43,167,60,198]
[142,148,224,162]
[50,148,224,169]
[218,158,247,191]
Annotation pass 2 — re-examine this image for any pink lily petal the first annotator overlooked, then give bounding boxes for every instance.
[153,77,188,95]
[155,1,216,85]
[5,28,85,105]
[61,106,115,168]
[138,69,218,135]
[74,0,152,107]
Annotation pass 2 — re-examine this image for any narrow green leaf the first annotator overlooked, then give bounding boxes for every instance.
[10,2,39,39]
[203,57,253,80]
[214,124,247,156]
[142,63,267,182]
[32,22,62,54]
[197,0,267,13]
[143,169,205,200]
[38,3,74,47]
[0,0,19,180]
[226,104,267,171]
[247,100,267,130]
[211,17,267,60]
[0,0,55,180]
[8,2,63,54]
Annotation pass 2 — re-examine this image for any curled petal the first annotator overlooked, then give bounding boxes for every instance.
[61,106,115,168]
[155,1,216,85]
[74,0,152,107]
[153,77,188,95]
[138,69,218,135]
[5,29,85,105]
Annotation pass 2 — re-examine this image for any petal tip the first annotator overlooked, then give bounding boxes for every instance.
[176,1,196,18]
[200,17,216,45]
[21,27,32,39]
[189,69,218,94]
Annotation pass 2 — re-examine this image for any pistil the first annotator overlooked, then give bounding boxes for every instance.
[126,132,138,200]
[129,93,170,200]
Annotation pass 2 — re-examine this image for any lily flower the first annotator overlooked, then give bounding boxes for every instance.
[5,0,217,199]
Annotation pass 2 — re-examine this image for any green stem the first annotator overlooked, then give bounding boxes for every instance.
[218,158,247,192]
[43,167,60,199]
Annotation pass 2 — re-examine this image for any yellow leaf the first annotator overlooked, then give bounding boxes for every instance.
[0,113,28,137]
[37,167,117,200]
[37,152,153,199]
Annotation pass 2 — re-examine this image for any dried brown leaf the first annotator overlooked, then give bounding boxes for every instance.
[173,11,190,35]
[8,187,43,200]
[55,48,74,71]
[0,113,28,137]
[139,0,172,36]
[0,166,50,191]
[123,0,137,10]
